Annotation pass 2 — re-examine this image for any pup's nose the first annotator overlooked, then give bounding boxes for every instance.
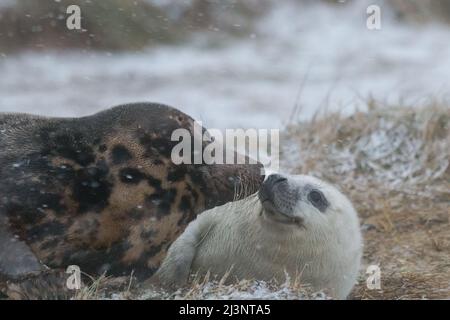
[258,173,287,203]
[264,173,287,186]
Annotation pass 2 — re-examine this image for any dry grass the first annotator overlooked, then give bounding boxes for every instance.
[71,274,132,300]
[121,272,328,300]
[67,267,327,300]
[282,101,450,299]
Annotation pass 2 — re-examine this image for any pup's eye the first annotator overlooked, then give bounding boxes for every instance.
[307,190,329,212]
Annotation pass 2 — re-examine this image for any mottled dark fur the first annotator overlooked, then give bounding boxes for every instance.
[0,103,263,298]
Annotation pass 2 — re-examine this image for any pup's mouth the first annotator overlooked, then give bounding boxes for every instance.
[259,203,304,227]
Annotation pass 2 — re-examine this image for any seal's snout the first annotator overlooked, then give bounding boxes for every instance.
[263,173,287,186]
[258,174,302,225]
[258,173,288,208]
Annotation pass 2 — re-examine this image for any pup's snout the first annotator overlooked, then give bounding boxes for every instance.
[264,173,287,185]
[258,174,287,205]
[258,174,299,221]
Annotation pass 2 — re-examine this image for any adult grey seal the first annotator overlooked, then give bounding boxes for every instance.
[0,102,263,298]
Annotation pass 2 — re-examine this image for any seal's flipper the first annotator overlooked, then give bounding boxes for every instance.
[152,212,217,288]
[6,269,72,300]
[151,229,200,288]
[0,224,45,280]
[0,223,70,299]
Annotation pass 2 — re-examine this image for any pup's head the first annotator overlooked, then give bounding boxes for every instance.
[258,173,358,234]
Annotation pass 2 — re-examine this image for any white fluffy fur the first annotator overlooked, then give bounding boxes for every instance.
[155,174,363,299]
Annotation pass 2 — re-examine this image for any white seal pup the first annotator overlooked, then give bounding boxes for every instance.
[154,173,363,299]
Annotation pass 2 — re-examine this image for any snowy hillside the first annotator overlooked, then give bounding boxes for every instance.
[1,1,450,129]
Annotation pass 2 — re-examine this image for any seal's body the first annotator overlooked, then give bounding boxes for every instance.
[156,174,362,299]
[0,103,263,296]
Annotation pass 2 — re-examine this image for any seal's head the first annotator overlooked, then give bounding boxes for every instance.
[157,172,362,298]
[256,173,362,298]
[258,173,358,235]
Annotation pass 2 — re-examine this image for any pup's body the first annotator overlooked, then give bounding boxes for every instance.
[156,174,363,299]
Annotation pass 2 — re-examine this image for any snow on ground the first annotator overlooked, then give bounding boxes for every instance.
[1,1,450,130]
[135,280,329,300]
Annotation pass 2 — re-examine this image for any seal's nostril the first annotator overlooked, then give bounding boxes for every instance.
[264,174,287,188]
[258,174,288,206]
[273,177,287,185]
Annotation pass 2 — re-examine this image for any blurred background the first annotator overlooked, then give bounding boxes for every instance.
[1,0,450,129]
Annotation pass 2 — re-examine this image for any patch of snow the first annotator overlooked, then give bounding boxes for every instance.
[134,280,330,300]
[282,107,449,197]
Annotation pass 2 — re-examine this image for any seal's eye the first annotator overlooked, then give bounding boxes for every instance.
[307,190,329,212]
